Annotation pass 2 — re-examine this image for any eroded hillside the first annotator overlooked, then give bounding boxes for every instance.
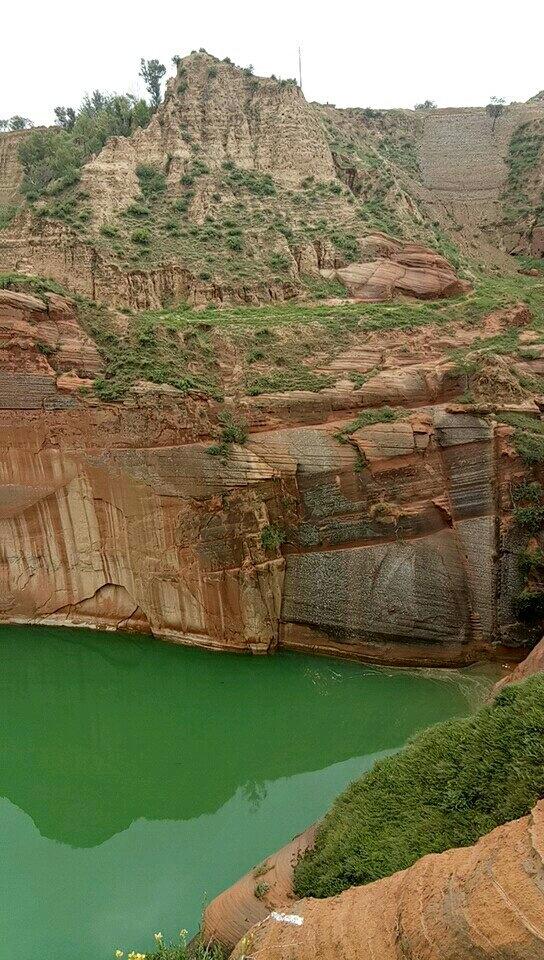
[1,52,543,307]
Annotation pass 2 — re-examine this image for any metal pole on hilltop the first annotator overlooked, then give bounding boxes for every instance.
[298,46,303,92]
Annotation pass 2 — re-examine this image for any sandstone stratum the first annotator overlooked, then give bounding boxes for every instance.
[1,53,544,663]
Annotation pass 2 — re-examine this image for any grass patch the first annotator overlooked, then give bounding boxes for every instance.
[336,406,398,440]
[294,675,544,898]
[0,203,18,229]
[245,366,332,395]
[497,412,544,465]
[115,932,224,960]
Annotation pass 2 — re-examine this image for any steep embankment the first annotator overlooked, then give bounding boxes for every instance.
[230,799,544,960]
[203,676,544,956]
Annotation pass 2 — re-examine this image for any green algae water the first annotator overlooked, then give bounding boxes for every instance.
[0,625,501,959]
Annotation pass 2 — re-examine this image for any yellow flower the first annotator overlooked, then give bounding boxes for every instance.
[179,929,188,938]
[115,953,124,959]
[154,933,163,942]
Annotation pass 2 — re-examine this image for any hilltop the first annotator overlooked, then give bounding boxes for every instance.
[0,51,543,308]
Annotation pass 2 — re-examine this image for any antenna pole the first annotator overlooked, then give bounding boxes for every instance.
[298,45,303,92]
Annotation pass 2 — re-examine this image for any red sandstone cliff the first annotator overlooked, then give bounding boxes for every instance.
[0,284,541,662]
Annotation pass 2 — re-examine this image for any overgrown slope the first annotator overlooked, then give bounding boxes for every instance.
[294,674,544,898]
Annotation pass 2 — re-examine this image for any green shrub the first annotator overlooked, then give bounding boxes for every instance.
[125,201,150,218]
[131,228,151,245]
[136,164,167,200]
[513,505,544,534]
[330,231,359,263]
[206,411,247,456]
[497,413,544,465]
[261,525,286,551]
[226,235,243,251]
[217,411,247,444]
[18,93,152,200]
[513,589,544,620]
[0,204,17,229]
[294,675,544,898]
[100,222,118,237]
[254,881,270,901]
[268,253,290,272]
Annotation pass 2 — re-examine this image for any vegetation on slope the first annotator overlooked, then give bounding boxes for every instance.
[502,119,544,235]
[19,92,153,202]
[113,930,224,960]
[2,51,476,287]
[2,270,544,403]
[294,674,544,898]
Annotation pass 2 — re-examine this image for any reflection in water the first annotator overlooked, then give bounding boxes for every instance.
[241,780,268,810]
[0,624,501,960]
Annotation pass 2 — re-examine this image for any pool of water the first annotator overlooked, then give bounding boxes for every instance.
[0,625,501,959]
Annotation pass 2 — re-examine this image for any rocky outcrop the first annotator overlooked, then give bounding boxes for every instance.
[0,289,102,380]
[229,801,544,960]
[329,241,471,300]
[0,306,535,661]
[82,54,336,225]
[0,285,541,661]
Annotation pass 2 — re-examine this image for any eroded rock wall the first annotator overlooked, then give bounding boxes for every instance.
[0,390,529,663]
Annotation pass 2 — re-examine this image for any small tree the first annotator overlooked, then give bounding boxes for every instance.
[486,96,506,133]
[54,106,77,130]
[139,58,166,109]
[8,116,33,130]
[414,100,437,110]
[172,55,182,68]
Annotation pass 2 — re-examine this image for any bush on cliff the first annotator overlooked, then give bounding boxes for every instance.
[19,93,152,199]
[294,674,544,898]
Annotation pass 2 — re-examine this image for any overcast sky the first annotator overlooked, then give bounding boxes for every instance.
[2,0,544,125]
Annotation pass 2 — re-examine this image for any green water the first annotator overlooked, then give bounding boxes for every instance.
[0,625,500,960]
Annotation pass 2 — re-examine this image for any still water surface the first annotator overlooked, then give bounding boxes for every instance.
[0,625,501,959]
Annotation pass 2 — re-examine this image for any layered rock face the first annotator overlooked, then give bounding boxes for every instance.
[0,288,535,663]
[330,241,471,300]
[229,801,544,960]
[417,104,544,257]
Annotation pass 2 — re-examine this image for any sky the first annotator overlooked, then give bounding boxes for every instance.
[2,0,544,126]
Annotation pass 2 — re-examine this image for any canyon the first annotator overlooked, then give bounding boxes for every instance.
[1,49,544,960]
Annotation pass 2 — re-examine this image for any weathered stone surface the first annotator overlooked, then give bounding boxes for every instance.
[282,532,471,652]
[333,244,471,301]
[229,801,544,960]
[0,289,103,378]
[0,292,536,663]
[493,635,544,694]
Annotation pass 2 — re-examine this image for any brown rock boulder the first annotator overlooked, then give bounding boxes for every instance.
[332,242,471,301]
[231,801,544,960]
